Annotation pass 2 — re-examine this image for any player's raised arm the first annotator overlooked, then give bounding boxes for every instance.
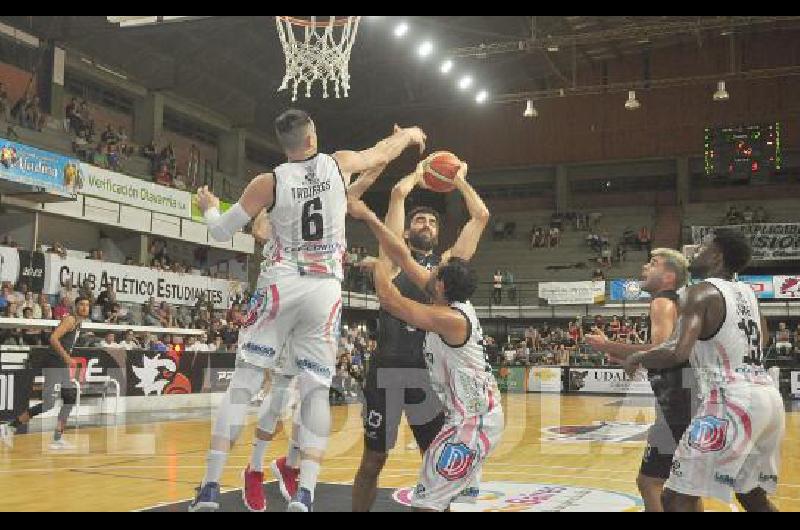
[442,162,490,262]
[347,164,387,201]
[199,173,275,243]
[373,259,469,346]
[334,125,427,176]
[348,197,434,296]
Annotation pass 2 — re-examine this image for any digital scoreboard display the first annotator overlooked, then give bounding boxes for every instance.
[704,123,781,182]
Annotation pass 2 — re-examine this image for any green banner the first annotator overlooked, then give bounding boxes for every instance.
[493,366,528,394]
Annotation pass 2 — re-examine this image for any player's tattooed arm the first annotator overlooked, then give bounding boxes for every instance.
[627,284,711,373]
[373,259,468,345]
[442,162,491,263]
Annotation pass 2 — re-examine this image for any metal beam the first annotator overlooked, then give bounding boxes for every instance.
[449,16,800,58]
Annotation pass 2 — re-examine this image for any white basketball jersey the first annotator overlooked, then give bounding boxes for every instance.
[423,301,501,421]
[262,154,347,281]
[690,278,773,399]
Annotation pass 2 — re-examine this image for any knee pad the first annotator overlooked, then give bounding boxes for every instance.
[295,374,332,452]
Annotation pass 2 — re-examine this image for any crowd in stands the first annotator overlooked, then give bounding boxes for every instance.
[725,204,769,225]
[488,315,650,368]
[331,326,376,403]
[64,97,201,192]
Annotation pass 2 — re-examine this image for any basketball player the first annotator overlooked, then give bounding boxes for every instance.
[0,297,90,450]
[188,109,427,513]
[625,229,785,512]
[348,196,502,512]
[243,165,388,513]
[586,249,699,512]
[351,160,491,512]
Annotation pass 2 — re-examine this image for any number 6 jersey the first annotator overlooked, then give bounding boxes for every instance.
[263,154,348,281]
[690,278,774,399]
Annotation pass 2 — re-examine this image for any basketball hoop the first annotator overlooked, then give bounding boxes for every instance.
[275,16,361,101]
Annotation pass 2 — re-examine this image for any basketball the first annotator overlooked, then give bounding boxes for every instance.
[423,151,461,193]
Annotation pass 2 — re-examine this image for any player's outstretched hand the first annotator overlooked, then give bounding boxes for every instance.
[399,125,427,155]
[585,331,609,351]
[197,186,220,213]
[622,355,641,378]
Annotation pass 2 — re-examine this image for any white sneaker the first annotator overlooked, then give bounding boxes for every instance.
[0,424,14,449]
[49,438,74,451]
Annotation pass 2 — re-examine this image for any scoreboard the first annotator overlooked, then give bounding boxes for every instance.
[704,123,781,182]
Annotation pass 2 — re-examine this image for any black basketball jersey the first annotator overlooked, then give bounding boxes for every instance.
[376,251,441,369]
[647,291,694,424]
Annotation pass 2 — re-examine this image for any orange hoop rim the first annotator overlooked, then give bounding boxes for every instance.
[277,16,357,28]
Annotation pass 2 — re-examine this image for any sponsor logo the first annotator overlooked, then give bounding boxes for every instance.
[131,353,191,396]
[688,416,729,453]
[671,459,683,478]
[759,473,778,484]
[779,277,800,298]
[393,482,643,512]
[295,358,332,379]
[714,473,736,488]
[243,290,266,328]
[570,371,588,391]
[242,343,277,359]
[216,371,235,383]
[436,443,477,482]
[366,411,383,429]
[541,421,651,443]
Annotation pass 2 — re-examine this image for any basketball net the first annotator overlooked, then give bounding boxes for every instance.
[275,16,361,102]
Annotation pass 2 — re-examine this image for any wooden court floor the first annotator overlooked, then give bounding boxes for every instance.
[1,394,797,512]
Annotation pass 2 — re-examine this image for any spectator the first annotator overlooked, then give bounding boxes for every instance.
[125,256,136,266]
[608,316,621,340]
[106,303,125,325]
[492,270,503,305]
[118,127,131,156]
[52,296,71,320]
[227,303,245,326]
[775,322,793,354]
[794,324,800,352]
[221,321,239,346]
[38,294,52,320]
[97,284,117,314]
[616,245,626,264]
[20,307,42,345]
[157,302,175,328]
[194,308,211,332]
[742,206,754,224]
[726,206,740,225]
[172,172,188,191]
[175,305,194,328]
[58,283,77,309]
[119,331,140,351]
[142,302,161,327]
[755,206,768,223]
[79,279,95,305]
[16,291,42,319]
[151,335,169,353]
[0,283,12,313]
[592,269,605,281]
[101,124,118,145]
[211,336,225,353]
[600,244,612,267]
[154,163,172,187]
[549,226,560,248]
[99,333,120,349]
